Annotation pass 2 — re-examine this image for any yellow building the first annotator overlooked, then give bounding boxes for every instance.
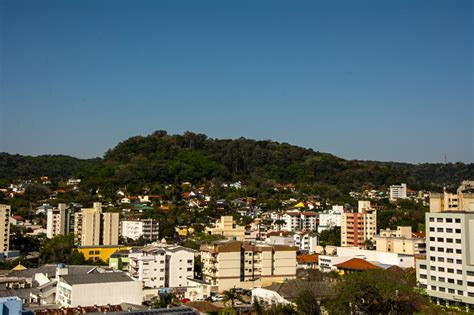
[176,226,195,237]
[429,181,474,212]
[78,245,132,262]
[205,216,245,241]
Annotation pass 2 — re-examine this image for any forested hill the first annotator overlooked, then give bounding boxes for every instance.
[0,130,472,192]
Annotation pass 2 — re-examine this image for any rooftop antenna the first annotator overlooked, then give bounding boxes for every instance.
[444,152,447,164]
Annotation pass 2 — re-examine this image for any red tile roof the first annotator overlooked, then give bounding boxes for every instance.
[297,254,319,264]
[335,258,381,271]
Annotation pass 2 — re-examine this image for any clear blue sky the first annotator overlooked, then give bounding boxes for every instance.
[1,0,472,163]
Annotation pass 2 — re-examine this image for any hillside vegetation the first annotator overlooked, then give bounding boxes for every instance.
[1,130,472,194]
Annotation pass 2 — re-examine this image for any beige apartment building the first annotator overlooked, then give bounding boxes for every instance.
[201,240,297,292]
[375,226,426,255]
[0,204,11,253]
[46,203,70,239]
[430,181,474,212]
[205,216,245,241]
[341,201,377,248]
[74,202,119,246]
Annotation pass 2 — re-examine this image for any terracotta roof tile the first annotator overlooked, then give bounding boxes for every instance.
[335,258,380,271]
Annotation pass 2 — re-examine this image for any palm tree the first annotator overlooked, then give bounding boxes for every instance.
[221,288,245,309]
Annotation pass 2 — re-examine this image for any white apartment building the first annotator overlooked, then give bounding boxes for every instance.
[280,211,318,232]
[121,219,159,241]
[319,246,414,272]
[201,240,297,292]
[318,205,343,233]
[46,203,70,239]
[375,226,426,255]
[128,244,195,289]
[293,232,318,253]
[0,205,11,253]
[390,183,407,201]
[416,211,474,310]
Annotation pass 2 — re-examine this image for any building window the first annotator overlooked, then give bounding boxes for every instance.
[446,218,452,223]
[448,279,454,283]
[448,288,455,294]
[430,247,435,251]
[457,280,463,285]
[439,287,446,292]
[431,276,436,281]
[467,282,474,287]
[455,219,461,223]
[448,268,454,273]
[438,267,445,272]
[467,271,474,276]
[437,228,443,232]
[456,239,461,244]
[446,238,453,243]
[438,277,445,282]
[455,229,461,233]
[419,264,427,270]
[438,247,444,252]
[430,237,435,241]
[446,228,453,233]
[456,249,462,254]
[457,259,462,264]
[457,270,463,275]
[429,227,435,232]
[447,258,454,263]
[430,266,436,271]
[437,218,443,223]
[430,218,435,222]
[438,257,444,262]
[458,290,463,295]
[447,248,453,253]
[420,274,427,279]
[430,257,436,261]
[437,238,444,242]
[431,286,436,290]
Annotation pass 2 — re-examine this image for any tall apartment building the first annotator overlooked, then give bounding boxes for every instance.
[121,219,159,241]
[74,202,119,246]
[430,181,474,212]
[128,244,195,288]
[416,211,474,310]
[341,201,377,248]
[205,216,245,241]
[390,183,407,201]
[46,203,70,239]
[0,205,11,253]
[200,240,297,291]
[375,226,426,255]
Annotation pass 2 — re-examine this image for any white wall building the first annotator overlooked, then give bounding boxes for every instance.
[56,272,142,307]
[281,211,317,232]
[416,211,474,310]
[318,205,343,233]
[121,219,159,241]
[128,244,195,289]
[293,232,318,253]
[390,183,407,201]
[319,246,415,272]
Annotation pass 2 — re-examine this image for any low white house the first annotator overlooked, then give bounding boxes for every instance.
[318,246,415,272]
[56,272,142,307]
